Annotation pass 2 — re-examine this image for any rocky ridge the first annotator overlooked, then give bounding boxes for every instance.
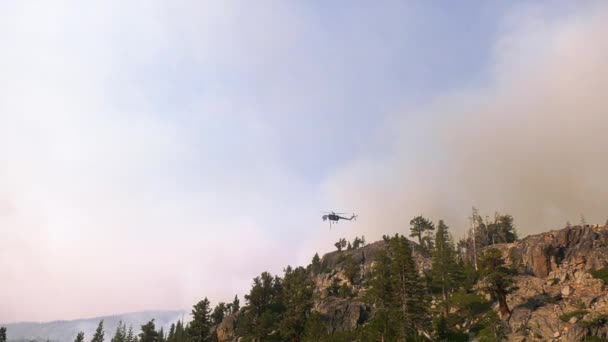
[493,224,608,341]
[216,224,608,341]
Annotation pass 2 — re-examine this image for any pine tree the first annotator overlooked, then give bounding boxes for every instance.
[0,327,7,342]
[157,328,165,342]
[334,238,347,252]
[138,320,158,342]
[166,324,175,342]
[431,220,460,316]
[310,253,322,275]
[479,248,516,319]
[352,236,362,249]
[228,295,240,314]
[410,216,435,249]
[302,312,327,341]
[91,321,105,342]
[167,325,175,342]
[111,321,127,342]
[211,302,227,326]
[389,235,430,339]
[342,254,360,285]
[126,326,135,342]
[279,266,314,341]
[74,332,85,342]
[365,249,400,341]
[238,272,284,341]
[173,321,185,342]
[187,298,213,342]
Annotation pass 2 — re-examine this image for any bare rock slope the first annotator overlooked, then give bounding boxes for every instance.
[493,224,608,341]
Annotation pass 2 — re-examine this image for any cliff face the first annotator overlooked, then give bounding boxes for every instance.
[493,224,608,341]
[494,224,608,278]
[216,225,608,342]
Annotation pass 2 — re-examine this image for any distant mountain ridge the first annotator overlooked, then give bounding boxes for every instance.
[2,310,187,342]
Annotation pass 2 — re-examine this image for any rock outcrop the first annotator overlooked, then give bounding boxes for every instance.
[314,298,371,333]
[492,224,608,341]
[215,312,238,342]
[493,224,608,278]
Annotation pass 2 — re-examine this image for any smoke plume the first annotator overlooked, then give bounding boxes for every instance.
[324,4,608,239]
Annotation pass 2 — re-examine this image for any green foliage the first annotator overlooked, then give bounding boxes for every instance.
[166,325,174,342]
[431,220,461,314]
[126,326,135,342]
[410,215,435,249]
[0,327,6,342]
[302,313,327,341]
[390,234,430,336]
[226,295,240,315]
[583,336,608,342]
[187,298,213,342]
[74,332,85,342]
[352,236,365,249]
[334,238,347,252]
[111,322,127,342]
[479,248,516,318]
[338,283,353,298]
[237,272,285,341]
[310,253,322,275]
[560,310,589,322]
[279,266,314,341]
[432,315,468,342]
[211,302,227,326]
[433,315,449,341]
[365,234,430,340]
[91,321,105,342]
[459,209,518,266]
[578,314,608,329]
[590,268,608,284]
[450,291,492,316]
[472,311,508,342]
[327,277,341,297]
[472,210,518,247]
[342,254,360,285]
[360,309,400,342]
[172,321,186,342]
[138,320,158,342]
[461,261,480,289]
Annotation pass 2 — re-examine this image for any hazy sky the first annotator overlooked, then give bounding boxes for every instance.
[2,1,607,322]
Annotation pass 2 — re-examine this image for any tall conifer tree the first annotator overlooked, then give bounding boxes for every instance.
[431,220,460,316]
[279,266,314,341]
[139,320,158,342]
[74,332,85,342]
[91,321,105,342]
[187,298,213,342]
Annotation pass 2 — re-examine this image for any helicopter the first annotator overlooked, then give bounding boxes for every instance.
[322,211,357,229]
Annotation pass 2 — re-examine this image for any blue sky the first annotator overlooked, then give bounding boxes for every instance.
[1,1,607,322]
[104,1,507,182]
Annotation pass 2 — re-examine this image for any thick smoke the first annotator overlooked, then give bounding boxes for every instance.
[324,5,608,239]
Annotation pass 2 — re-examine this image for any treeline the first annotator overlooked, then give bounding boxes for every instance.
[221,209,519,341]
